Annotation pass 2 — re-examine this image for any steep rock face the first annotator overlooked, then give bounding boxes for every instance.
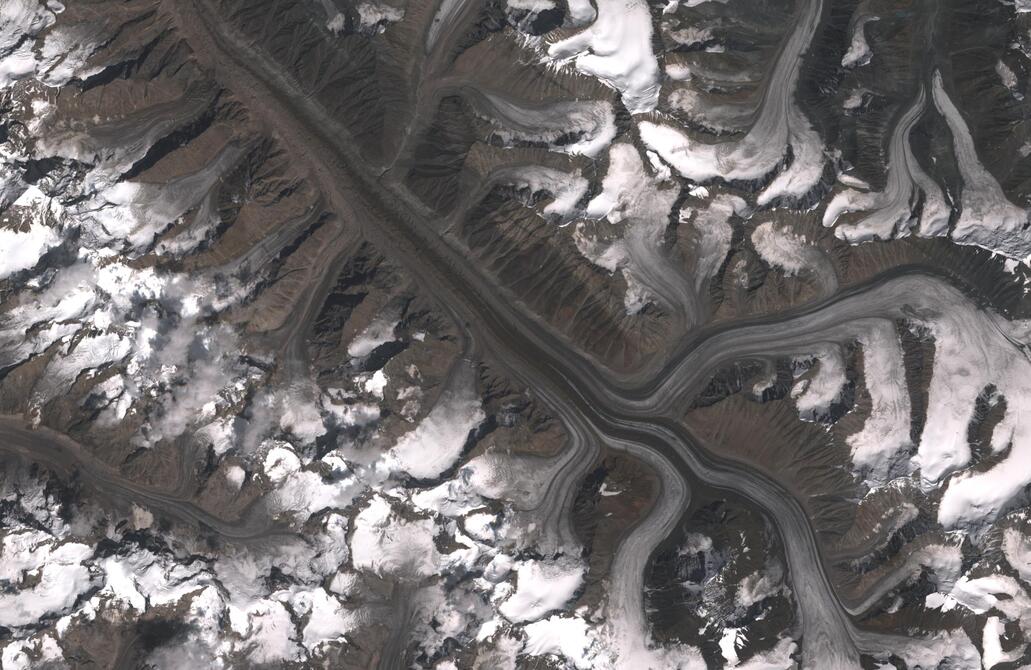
[5,0,1031,668]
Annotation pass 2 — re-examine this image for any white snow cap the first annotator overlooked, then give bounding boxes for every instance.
[547,0,661,114]
[350,495,441,579]
[499,558,584,622]
[387,364,484,479]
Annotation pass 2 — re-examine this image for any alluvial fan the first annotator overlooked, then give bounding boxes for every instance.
[3,0,1031,667]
